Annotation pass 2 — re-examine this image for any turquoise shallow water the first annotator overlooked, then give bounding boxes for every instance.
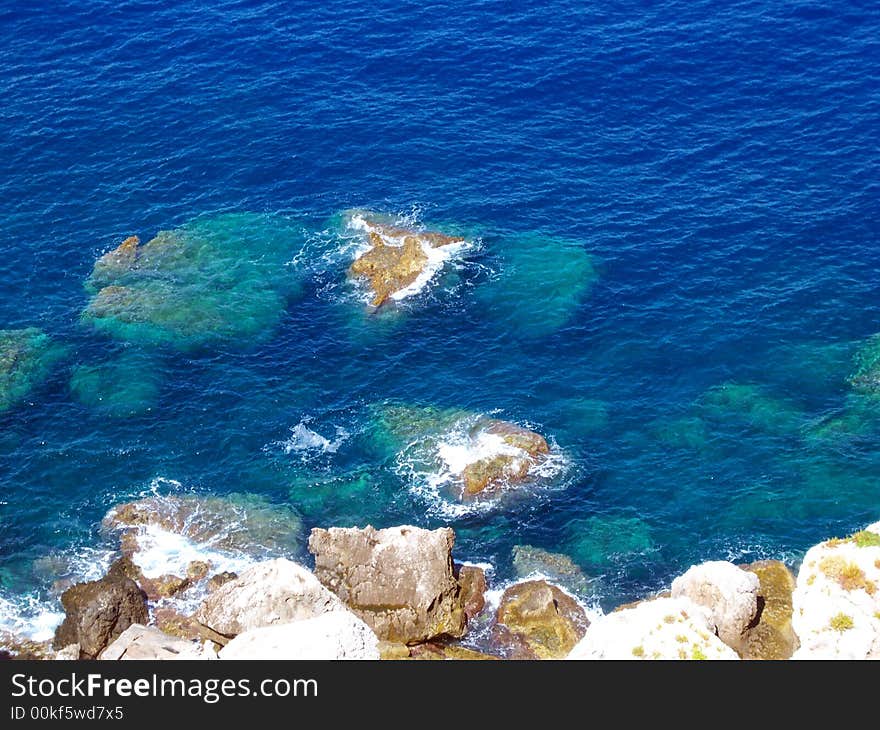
[1,0,880,636]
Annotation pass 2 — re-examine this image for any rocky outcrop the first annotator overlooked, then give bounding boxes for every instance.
[511,545,592,595]
[348,215,465,307]
[195,559,343,637]
[308,525,466,644]
[218,612,379,660]
[740,560,798,660]
[100,624,210,660]
[671,560,759,653]
[460,420,550,498]
[491,579,589,659]
[457,565,487,621]
[568,597,739,660]
[52,573,148,659]
[791,523,880,659]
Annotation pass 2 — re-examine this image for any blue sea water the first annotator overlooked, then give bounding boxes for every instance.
[1,0,880,636]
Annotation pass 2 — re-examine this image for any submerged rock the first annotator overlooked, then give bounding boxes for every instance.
[195,559,343,637]
[0,327,65,413]
[308,525,466,644]
[565,515,654,568]
[491,579,589,659]
[568,597,739,660]
[791,524,880,659]
[218,612,379,660]
[696,382,803,434]
[511,545,592,596]
[740,560,798,660]
[52,572,148,659]
[103,492,303,560]
[69,350,161,417]
[474,232,598,338]
[671,561,760,654]
[81,214,304,350]
[346,212,466,307]
[848,334,880,395]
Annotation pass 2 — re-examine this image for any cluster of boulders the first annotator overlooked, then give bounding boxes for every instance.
[4,517,878,661]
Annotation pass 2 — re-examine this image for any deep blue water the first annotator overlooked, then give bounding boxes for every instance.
[1,0,880,634]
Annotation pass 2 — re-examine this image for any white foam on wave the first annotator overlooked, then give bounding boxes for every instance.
[0,593,64,644]
[279,421,349,455]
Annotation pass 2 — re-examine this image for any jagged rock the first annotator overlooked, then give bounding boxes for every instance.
[195,559,343,637]
[53,573,148,659]
[671,561,760,653]
[308,525,466,644]
[458,565,487,621]
[107,556,190,601]
[491,579,589,659]
[153,608,229,648]
[512,545,591,595]
[218,612,379,660]
[100,624,210,660]
[568,597,739,660]
[791,525,880,658]
[740,560,799,660]
[461,420,550,497]
[348,215,465,307]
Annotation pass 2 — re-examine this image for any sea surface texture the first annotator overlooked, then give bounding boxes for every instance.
[1,0,879,638]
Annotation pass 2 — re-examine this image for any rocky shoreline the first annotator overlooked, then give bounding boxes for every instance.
[2,504,878,661]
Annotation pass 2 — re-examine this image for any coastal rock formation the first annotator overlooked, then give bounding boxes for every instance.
[103,493,303,560]
[791,523,880,659]
[347,213,465,307]
[100,624,210,660]
[218,612,380,660]
[195,559,344,637]
[568,597,739,660]
[82,214,304,350]
[491,579,589,659]
[512,545,592,596]
[459,420,550,498]
[52,573,148,659]
[308,525,466,644]
[740,560,798,660]
[671,560,759,653]
[0,327,65,413]
[457,565,487,621]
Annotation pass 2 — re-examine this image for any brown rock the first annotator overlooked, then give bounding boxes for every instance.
[91,236,140,284]
[52,573,148,659]
[153,608,230,647]
[350,232,429,307]
[408,642,500,661]
[139,574,190,601]
[740,560,799,660]
[457,565,487,621]
[361,218,465,249]
[460,420,551,498]
[206,571,238,593]
[308,525,466,644]
[186,561,211,581]
[378,641,412,660]
[0,632,55,660]
[491,579,589,659]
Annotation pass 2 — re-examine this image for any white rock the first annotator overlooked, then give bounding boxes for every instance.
[791,526,880,659]
[219,612,379,660]
[195,558,344,636]
[100,624,210,660]
[671,560,759,651]
[567,597,739,660]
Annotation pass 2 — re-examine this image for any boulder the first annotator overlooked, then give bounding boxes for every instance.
[671,560,759,652]
[107,555,190,601]
[100,624,210,660]
[195,559,343,637]
[791,526,880,659]
[457,565,487,621]
[740,560,799,660]
[492,579,589,659]
[52,573,148,659]
[218,612,379,660]
[568,597,739,660]
[206,571,238,593]
[308,525,466,644]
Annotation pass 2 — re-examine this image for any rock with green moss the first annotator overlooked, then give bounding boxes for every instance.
[475,232,598,338]
[0,328,65,413]
[81,214,305,350]
[511,545,593,597]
